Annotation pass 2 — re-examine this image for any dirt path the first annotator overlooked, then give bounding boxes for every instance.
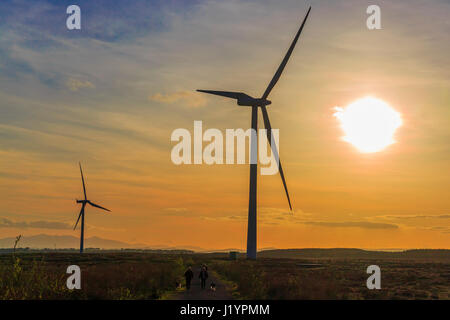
[171,271,234,300]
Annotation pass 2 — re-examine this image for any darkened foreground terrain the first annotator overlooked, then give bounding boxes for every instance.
[0,249,448,299]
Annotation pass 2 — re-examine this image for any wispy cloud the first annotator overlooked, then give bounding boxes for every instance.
[163,207,190,216]
[149,91,207,108]
[164,207,188,212]
[203,208,308,225]
[201,208,403,230]
[373,214,450,235]
[66,78,95,92]
[385,214,450,220]
[304,221,398,230]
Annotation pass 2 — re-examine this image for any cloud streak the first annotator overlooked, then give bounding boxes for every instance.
[66,78,95,92]
[149,91,207,108]
[304,221,399,230]
[386,214,450,220]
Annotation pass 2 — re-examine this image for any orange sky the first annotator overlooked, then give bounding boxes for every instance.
[0,0,449,249]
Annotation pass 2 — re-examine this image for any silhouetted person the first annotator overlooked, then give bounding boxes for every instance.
[184,266,194,290]
[199,266,208,289]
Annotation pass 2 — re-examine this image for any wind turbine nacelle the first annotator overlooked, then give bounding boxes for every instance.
[76,199,85,203]
[237,98,271,107]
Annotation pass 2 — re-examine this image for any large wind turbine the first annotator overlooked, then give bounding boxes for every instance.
[197,7,311,259]
[74,163,110,253]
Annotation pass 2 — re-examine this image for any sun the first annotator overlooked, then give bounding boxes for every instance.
[333,96,402,153]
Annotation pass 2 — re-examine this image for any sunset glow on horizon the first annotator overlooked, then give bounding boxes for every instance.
[0,0,449,251]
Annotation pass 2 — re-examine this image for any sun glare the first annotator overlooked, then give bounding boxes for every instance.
[333,97,402,153]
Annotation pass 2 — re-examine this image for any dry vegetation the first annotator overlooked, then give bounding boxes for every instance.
[211,257,450,300]
[0,252,191,299]
[0,250,449,300]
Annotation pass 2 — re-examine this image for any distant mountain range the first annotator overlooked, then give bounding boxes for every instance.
[1,235,448,260]
[0,234,147,249]
[0,234,267,251]
[0,234,239,251]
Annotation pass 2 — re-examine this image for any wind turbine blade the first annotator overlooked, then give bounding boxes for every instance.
[87,201,111,212]
[74,203,85,230]
[261,106,292,211]
[262,6,311,100]
[197,90,253,100]
[79,162,87,201]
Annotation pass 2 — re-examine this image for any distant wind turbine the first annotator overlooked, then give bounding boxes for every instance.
[197,7,311,259]
[74,163,110,253]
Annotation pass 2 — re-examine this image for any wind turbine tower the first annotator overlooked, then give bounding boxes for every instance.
[198,7,311,259]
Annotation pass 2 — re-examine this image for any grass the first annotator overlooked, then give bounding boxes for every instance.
[0,252,189,300]
[211,259,345,299]
[0,251,448,300]
[211,257,450,300]
[209,269,240,299]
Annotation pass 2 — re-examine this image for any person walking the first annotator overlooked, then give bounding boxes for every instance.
[199,265,208,289]
[184,266,194,290]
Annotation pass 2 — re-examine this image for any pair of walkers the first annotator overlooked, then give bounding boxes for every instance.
[184,265,209,290]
